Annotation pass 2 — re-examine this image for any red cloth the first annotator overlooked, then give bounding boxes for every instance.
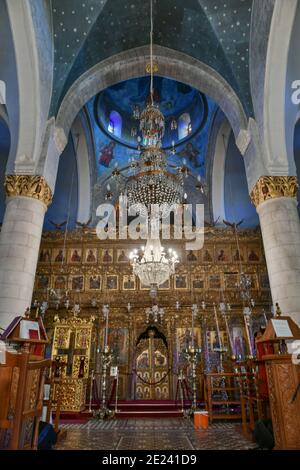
[256,342,274,397]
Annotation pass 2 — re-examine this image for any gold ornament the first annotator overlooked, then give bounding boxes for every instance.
[250,176,298,208]
[5,175,53,207]
[145,62,158,73]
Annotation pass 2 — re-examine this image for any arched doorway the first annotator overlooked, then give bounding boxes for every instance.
[135,326,170,400]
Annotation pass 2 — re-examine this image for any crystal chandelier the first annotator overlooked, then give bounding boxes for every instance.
[125,0,184,213]
[130,238,178,297]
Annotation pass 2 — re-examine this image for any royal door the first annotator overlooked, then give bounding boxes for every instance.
[135,328,170,400]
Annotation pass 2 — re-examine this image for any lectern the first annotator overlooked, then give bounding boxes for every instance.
[1,310,48,360]
[257,316,300,449]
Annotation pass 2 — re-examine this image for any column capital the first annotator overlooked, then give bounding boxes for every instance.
[250,176,298,208]
[4,175,53,208]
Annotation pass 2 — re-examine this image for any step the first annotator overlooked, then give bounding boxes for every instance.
[115,410,184,418]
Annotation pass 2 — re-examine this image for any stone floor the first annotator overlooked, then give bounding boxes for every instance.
[55,418,257,450]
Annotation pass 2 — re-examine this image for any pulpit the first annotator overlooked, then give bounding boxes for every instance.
[257,316,300,449]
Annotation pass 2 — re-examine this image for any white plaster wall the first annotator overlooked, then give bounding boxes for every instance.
[0,196,46,329]
[257,197,300,325]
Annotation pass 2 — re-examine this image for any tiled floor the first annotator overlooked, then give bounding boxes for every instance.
[55,418,256,450]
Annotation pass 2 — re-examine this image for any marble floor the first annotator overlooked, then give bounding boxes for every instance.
[55,418,256,450]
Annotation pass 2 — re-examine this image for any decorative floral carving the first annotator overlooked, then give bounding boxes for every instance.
[250,176,298,208]
[5,175,53,207]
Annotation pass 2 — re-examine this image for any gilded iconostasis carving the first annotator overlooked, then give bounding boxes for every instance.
[34,227,271,403]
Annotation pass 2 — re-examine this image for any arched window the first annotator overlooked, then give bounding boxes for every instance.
[178,113,192,140]
[108,111,122,138]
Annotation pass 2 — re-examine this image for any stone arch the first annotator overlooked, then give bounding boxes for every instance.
[251,0,300,177]
[56,45,248,147]
[206,109,231,224]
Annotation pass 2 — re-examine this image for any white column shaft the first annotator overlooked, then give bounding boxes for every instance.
[257,197,300,325]
[0,196,46,329]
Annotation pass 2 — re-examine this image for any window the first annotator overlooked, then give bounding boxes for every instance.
[108,111,122,138]
[178,113,192,140]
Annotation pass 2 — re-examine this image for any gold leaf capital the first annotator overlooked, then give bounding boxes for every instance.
[5,175,53,208]
[250,176,298,208]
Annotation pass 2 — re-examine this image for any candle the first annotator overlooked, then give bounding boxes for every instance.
[105,310,109,348]
[191,307,195,349]
[213,303,222,350]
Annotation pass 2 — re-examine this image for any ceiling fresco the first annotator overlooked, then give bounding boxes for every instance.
[94,76,208,149]
[86,76,217,194]
[50,0,253,116]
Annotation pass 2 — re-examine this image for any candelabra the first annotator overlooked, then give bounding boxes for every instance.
[181,345,201,413]
[181,304,201,414]
[94,305,114,419]
[219,302,235,360]
[238,273,255,358]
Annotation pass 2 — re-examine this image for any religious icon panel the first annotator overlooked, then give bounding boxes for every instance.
[39,248,52,263]
[36,274,50,290]
[202,247,214,263]
[53,275,67,290]
[105,274,118,290]
[101,248,113,263]
[247,246,260,262]
[52,248,66,264]
[215,246,231,263]
[192,275,205,290]
[84,247,98,264]
[174,274,189,289]
[70,275,84,291]
[231,245,245,263]
[117,249,130,263]
[69,248,82,263]
[86,274,102,290]
[122,274,136,290]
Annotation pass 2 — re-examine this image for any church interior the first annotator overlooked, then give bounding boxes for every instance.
[0,0,300,453]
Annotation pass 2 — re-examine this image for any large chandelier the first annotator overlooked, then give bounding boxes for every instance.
[125,0,184,213]
[130,238,178,298]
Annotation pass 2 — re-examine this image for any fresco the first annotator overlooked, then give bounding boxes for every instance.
[87,76,217,191]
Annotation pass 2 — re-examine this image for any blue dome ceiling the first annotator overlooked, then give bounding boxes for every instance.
[94,75,208,149]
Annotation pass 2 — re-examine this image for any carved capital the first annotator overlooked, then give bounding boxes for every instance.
[250,176,298,208]
[5,175,53,207]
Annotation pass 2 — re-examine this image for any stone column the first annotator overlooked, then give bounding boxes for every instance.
[0,175,52,329]
[251,176,300,325]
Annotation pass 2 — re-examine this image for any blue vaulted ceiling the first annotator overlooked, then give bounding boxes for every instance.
[50,0,253,116]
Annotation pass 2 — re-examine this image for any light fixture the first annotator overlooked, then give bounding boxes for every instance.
[130,238,179,298]
[124,0,184,214]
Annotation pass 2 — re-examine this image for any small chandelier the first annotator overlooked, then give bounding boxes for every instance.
[130,238,178,298]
